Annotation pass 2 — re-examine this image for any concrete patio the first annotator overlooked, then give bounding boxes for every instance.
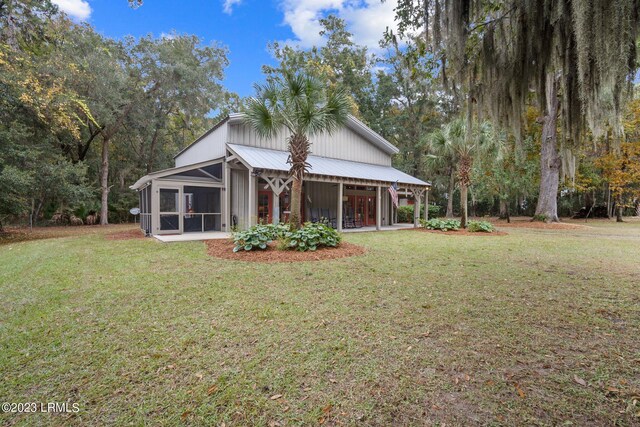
[153,223,416,242]
[154,232,231,242]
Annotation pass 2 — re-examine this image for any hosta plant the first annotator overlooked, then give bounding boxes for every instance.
[420,218,461,231]
[467,220,495,233]
[283,222,341,251]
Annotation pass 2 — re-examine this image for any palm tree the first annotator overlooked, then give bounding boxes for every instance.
[429,118,495,228]
[244,71,352,230]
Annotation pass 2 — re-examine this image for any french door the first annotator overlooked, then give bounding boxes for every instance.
[258,191,272,224]
[350,195,376,226]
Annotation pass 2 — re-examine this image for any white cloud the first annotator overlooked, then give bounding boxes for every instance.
[279,0,399,52]
[52,0,92,21]
[222,0,243,14]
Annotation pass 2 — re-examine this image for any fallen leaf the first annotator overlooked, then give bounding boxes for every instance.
[195,373,203,380]
[322,403,332,414]
[514,383,525,398]
[329,378,337,384]
[574,375,587,387]
[406,346,413,351]
[181,410,191,420]
[303,387,312,392]
[270,394,283,400]
[207,385,218,395]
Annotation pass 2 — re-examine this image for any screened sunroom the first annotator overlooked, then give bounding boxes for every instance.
[130,159,224,235]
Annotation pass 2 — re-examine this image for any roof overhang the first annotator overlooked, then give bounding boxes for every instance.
[226,144,430,187]
[129,157,224,190]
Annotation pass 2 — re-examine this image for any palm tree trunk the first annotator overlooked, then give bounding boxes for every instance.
[290,177,303,230]
[460,185,468,228]
[287,133,310,230]
[446,167,455,218]
[458,156,472,228]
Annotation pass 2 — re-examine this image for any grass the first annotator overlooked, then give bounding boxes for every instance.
[1,220,639,426]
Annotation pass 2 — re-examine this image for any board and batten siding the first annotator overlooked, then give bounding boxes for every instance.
[228,124,391,166]
[230,168,249,229]
[175,124,227,168]
[304,182,339,220]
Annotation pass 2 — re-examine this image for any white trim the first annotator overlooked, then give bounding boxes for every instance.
[130,157,225,190]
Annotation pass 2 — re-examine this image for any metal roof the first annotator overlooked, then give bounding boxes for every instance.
[227,144,430,187]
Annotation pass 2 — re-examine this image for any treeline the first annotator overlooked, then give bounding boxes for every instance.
[1,0,639,230]
[0,0,236,229]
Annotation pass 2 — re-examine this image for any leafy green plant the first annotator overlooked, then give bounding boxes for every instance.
[532,214,548,222]
[420,218,461,231]
[282,222,341,251]
[467,220,495,233]
[232,223,289,252]
[396,205,441,222]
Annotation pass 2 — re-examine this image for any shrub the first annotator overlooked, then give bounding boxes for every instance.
[397,204,441,222]
[420,218,461,231]
[467,220,495,233]
[532,214,547,222]
[232,223,289,252]
[282,222,341,252]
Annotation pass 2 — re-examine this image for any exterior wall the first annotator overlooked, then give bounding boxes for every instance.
[305,181,339,220]
[175,125,227,168]
[229,176,393,230]
[228,123,391,166]
[230,168,249,229]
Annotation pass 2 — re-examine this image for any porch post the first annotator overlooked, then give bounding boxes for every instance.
[223,162,231,231]
[376,185,382,230]
[248,169,256,226]
[272,190,280,224]
[413,191,420,228]
[337,182,343,232]
[424,188,429,221]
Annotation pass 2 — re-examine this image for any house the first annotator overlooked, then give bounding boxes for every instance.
[130,113,430,236]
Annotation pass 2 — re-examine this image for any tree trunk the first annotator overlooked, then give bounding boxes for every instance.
[146,128,160,174]
[616,195,624,222]
[289,176,303,230]
[446,168,455,218]
[460,185,468,228]
[100,136,110,225]
[287,133,310,230]
[499,199,508,219]
[534,74,560,223]
[458,155,472,228]
[635,198,640,217]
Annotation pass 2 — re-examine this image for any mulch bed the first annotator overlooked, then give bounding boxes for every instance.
[205,239,366,262]
[412,228,508,236]
[105,229,146,240]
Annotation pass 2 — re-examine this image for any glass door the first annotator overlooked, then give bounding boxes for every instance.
[366,196,376,225]
[257,191,272,224]
[158,187,181,233]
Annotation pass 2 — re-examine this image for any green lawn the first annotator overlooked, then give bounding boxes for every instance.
[1,221,639,426]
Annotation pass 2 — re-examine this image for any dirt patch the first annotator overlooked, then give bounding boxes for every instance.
[410,228,508,236]
[0,224,137,245]
[105,229,146,240]
[205,239,366,262]
[491,219,588,230]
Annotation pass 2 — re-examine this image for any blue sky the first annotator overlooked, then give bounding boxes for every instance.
[52,0,399,98]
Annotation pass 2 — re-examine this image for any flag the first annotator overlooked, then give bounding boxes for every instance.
[388,181,399,208]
